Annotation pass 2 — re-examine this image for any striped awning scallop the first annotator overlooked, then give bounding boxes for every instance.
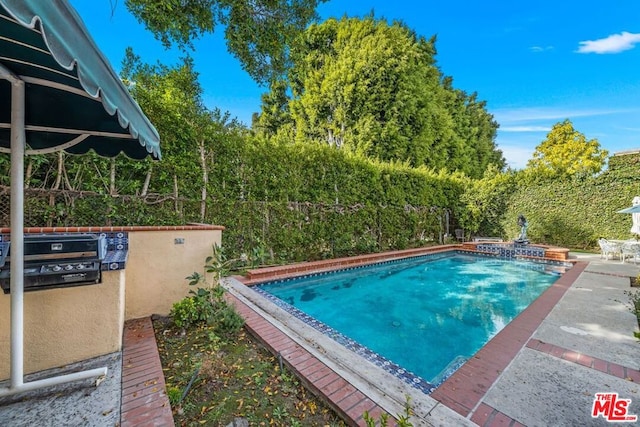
[0,0,161,160]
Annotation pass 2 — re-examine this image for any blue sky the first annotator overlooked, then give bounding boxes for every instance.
[69,1,640,169]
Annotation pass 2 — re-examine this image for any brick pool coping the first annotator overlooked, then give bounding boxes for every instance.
[242,244,572,286]
[242,245,460,285]
[234,248,582,425]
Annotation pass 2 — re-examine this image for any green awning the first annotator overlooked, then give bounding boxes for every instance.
[0,0,161,159]
[0,0,161,398]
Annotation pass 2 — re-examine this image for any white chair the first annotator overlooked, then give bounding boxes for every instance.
[621,242,640,264]
[598,238,621,260]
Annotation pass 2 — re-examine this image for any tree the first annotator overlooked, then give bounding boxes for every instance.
[526,119,608,179]
[121,50,208,206]
[125,0,327,84]
[458,165,516,237]
[256,16,503,178]
[253,79,292,135]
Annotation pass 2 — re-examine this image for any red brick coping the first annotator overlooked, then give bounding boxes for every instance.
[0,224,224,234]
[242,244,572,285]
[120,317,173,427]
[243,245,461,284]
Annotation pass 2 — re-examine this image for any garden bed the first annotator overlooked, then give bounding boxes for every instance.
[153,318,346,426]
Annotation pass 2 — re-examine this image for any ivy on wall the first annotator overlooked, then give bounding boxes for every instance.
[501,152,640,250]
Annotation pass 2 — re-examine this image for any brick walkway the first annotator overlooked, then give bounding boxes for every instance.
[120,317,174,427]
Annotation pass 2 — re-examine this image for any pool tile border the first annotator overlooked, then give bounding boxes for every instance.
[252,285,438,394]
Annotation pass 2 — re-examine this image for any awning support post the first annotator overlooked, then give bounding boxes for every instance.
[9,70,25,390]
[0,66,107,398]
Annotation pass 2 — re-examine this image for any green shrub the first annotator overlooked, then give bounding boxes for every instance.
[170,297,201,329]
[170,244,245,335]
[167,386,182,406]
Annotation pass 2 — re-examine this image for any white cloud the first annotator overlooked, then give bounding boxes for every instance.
[501,126,550,132]
[493,107,629,124]
[617,126,640,132]
[577,31,640,54]
[530,46,553,53]
[498,144,534,170]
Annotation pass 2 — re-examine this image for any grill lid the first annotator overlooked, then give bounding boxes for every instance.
[4,234,107,261]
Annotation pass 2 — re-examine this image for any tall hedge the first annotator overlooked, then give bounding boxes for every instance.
[204,137,466,260]
[501,152,640,249]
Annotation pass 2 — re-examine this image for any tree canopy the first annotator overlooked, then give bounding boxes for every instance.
[255,16,504,178]
[125,0,327,84]
[526,119,608,179]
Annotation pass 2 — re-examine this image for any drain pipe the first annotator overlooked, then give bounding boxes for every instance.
[0,66,107,398]
[0,368,108,397]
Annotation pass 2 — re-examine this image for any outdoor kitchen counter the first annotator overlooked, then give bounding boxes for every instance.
[0,224,225,380]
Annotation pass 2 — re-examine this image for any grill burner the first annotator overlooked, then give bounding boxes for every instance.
[0,234,107,293]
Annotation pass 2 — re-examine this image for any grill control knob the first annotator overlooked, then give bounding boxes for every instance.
[52,265,62,272]
[64,265,74,271]
[76,264,86,270]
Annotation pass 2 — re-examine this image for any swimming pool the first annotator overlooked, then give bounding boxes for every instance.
[255,251,570,391]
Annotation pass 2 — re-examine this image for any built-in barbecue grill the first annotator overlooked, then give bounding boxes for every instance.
[0,234,107,293]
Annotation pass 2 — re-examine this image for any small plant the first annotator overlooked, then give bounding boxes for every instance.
[272,406,289,420]
[363,395,413,427]
[171,297,201,329]
[170,244,245,335]
[167,386,182,406]
[363,410,389,426]
[396,395,414,427]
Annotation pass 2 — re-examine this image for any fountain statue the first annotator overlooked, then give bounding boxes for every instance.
[515,214,529,244]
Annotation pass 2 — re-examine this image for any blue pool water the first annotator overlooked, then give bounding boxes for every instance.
[257,252,568,389]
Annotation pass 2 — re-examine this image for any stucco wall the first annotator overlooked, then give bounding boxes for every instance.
[0,269,124,380]
[124,228,222,319]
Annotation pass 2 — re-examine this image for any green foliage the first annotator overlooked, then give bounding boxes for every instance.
[525,119,608,180]
[167,386,182,406]
[171,245,245,335]
[125,0,327,84]
[363,411,389,427]
[170,297,201,329]
[363,395,413,426]
[257,16,503,178]
[502,152,640,249]
[458,165,517,237]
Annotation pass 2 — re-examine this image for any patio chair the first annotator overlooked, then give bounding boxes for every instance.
[598,238,621,260]
[621,242,640,264]
[455,229,465,242]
